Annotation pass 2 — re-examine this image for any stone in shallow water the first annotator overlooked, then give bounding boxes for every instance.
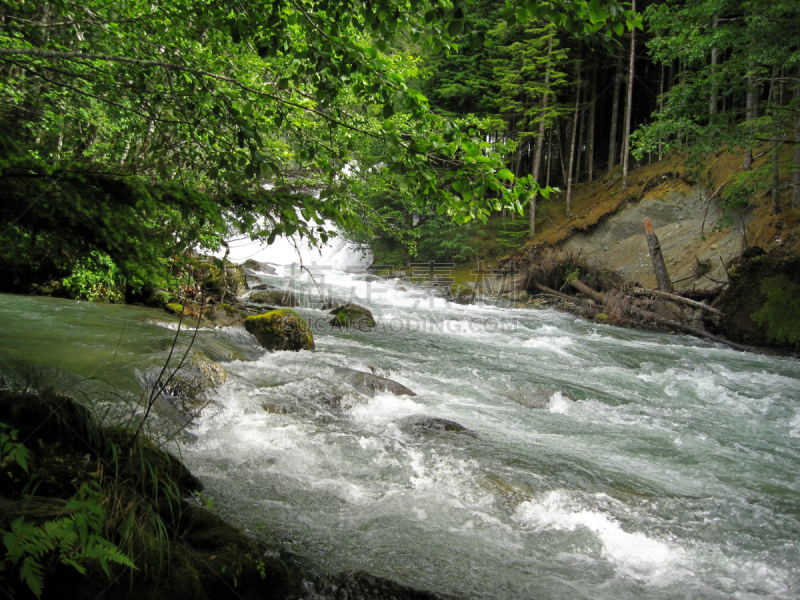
[244,309,314,351]
[397,415,468,433]
[335,368,415,396]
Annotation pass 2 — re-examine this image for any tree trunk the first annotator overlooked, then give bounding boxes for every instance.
[588,62,597,181]
[566,67,581,217]
[658,64,664,161]
[770,65,782,215]
[608,53,623,173]
[546,126,553,189]
[710,14,719,118]
[622,7,636,192]
[794,72,800,209]
[643,217,673,292]
[745,61,756,170]
[530,36,553,236]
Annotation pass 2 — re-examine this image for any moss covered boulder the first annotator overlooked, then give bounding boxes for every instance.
[329,304,376,330]
[448,283,475,305]
[249,290,298,307]
[244,310,315,351]
[195,258,247,299]
[206,303,248,326]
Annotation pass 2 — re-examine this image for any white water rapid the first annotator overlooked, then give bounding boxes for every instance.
[1,262,798,599]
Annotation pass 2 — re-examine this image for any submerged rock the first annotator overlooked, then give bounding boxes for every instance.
[329,304,376,329]
[397,416,468,433]
[325,570,455,600]
[507,388,577,409]
[249,289,299,307]
[158,353,227,409]
[335,368,415,396]
[244,309,315,351]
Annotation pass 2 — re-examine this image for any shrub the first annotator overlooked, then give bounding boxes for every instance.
[751,275,800,346]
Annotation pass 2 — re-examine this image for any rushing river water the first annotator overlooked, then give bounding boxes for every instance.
[1,269,799,600]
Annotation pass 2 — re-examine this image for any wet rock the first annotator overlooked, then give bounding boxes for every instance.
[249,289,298,307]
[241,259,277,274]
[325,570,455,600]
[140,352,227,413]
[206,303,248,327]
[245,274,262,286]
[244,309,315,351]
[165,303,184,316]
[397,416,468,433]
[448,283,475,305]
[330,304,376,329]
[195,259,247,299]
[506,388,553,409]
[335,368,415,396]
[249,283,278,291]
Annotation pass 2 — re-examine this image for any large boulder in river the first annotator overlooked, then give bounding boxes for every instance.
[206,303,248,327]
[194,258,247,299]
[241,259,277,274]
[448,283,475,305]
[139,352,227,412]
[335,368,415,396]
[329,304,376,329]
[244,309,315,351]
[249,289,298,307]
[397,416,468,433]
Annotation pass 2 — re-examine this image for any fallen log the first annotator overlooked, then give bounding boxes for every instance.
[534,283,593,307]
[568,279,606,304]
[626,304,753,352]
[631,287,723,319]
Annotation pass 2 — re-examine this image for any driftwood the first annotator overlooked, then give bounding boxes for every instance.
[626,304,752,351]
[554,278,749,352]
[643,217,673,292]
[534,283,593,307]
[568,279,606,304]
[631,287,723,319]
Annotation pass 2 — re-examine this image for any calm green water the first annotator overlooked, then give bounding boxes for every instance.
[1,282,799,600]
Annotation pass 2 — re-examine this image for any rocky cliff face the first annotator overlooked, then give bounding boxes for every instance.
[562,183,752,292]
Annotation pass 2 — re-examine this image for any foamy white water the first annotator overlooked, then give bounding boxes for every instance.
[1,264,798,599]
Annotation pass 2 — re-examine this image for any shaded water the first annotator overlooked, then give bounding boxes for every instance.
[1,275,798,599]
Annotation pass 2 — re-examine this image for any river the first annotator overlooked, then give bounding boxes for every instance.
[0,267,798,599]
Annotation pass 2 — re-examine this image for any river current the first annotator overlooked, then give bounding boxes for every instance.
[0,267,798,599]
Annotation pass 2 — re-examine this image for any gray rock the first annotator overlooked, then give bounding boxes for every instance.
[335,368,415,396]
[241,259,277,274]
[397,416,468,433]
[249,290,298,307]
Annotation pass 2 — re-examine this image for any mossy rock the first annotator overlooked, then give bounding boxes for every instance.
[193,258,247,299]
[207,303,247,327]
[329,304,376,329]
[165,303,184,316]
[249,290,298,307]
[448,283,475,305]
[594,313,610,324]
[244,310,315,351]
